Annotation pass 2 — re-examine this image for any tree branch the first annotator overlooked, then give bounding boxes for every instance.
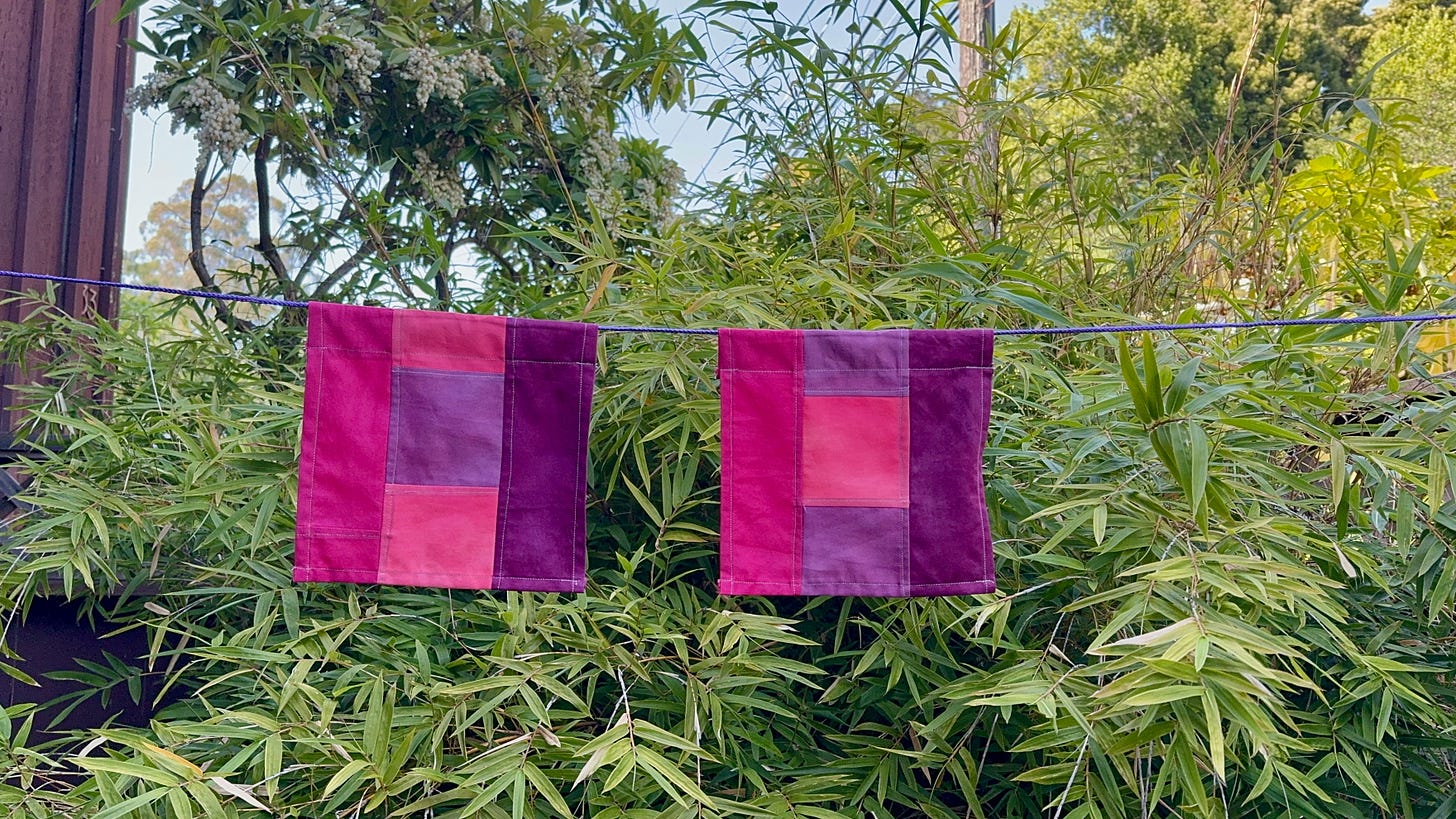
[253,135,300,297]
[477,225,523,284]
[189,160,253,333]
[310,243,373,299]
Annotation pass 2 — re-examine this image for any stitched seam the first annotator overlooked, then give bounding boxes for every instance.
[379,494,396,579]
[404,358,590,366]
[801,581,915,590]
[386,369,402,484]
[300,334,326,572]
[905,580,997,591]
[573,326,589,587]
[305,346,391,356]
[296,568,381,578]
[384,485,499,495]
[898,333,909,596]
[721,336,733,587]
[308,347,591,367]
[393,368,505,380]
[801,497,910,505]
[377,570,499,580]
[797,332,809,591]
[497,320,519,575]
[395,352,506,362]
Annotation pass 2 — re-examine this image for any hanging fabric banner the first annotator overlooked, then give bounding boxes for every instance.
[294,302,597,591]
[717,328,995,597]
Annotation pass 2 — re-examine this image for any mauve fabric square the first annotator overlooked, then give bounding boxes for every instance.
[803,329,908,395]
[802,506,906,595]
[388,369,505,486]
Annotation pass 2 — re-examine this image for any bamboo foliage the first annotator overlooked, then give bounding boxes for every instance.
[0,1,1453,816]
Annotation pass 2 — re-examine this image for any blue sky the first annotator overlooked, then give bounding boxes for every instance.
[122,1,1032,250]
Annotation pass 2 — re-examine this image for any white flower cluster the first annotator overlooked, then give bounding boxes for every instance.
[316,20,382,89]
[401,45,504,107]
[126,69,176,112]
[339,36,383,88]
[131,71,249,166]
[402,46,466,106]
[579,119,627,229]
[413,149,467,212]
[180,78,250,165]
[636,159,685,229]
[454,50,504,90]
[135,74,250,169]
[576,109,686,231]
[542,62,596,115]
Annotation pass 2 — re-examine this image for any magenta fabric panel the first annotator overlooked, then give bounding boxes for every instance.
[295,304,597,591]
[295,302,393,583]
[718,329,802,595]
[908,330,995,594]
[718,327,996,597]
[492,319,599,592]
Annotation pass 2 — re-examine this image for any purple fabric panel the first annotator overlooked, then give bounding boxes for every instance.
[803,329,908,395]
[493,319,598,591]
[387,369,504,486]
[802,506,907,596]
[909,328,993,369]
[907,329,996,594]
[717,329,803,596]
[295,302,393,583]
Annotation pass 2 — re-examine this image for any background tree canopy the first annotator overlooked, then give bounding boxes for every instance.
[126,0,697,317]
[1010,0,1365,171]
[2,0,1456,817]
[1361,2,1456,195]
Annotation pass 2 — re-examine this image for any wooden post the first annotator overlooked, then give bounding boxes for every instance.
[0,1,135,442]
[959,0,997,169]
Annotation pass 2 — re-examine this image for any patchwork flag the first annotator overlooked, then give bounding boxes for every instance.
[717,328,995,597]
[295,302,597,592]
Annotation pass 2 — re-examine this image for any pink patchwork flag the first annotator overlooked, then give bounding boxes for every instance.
[294,302,597,591]
[718,328,995,597]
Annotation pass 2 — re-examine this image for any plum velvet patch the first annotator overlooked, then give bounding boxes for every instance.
[295,302,597,592]
[717,328,995,597]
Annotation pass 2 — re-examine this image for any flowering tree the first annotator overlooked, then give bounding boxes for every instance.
[129,0,696,321]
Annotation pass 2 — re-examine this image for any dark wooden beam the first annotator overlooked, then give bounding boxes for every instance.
[0,1,135,435]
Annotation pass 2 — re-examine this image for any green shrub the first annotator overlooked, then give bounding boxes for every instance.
[1,1,1454,816]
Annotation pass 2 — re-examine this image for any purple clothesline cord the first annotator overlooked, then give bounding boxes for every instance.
[6,268,1456,337]
[1,269,310,309]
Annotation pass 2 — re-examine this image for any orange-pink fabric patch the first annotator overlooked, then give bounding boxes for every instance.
[394,311,507,373]
[378,485,499,588]
[801,395,909,507]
